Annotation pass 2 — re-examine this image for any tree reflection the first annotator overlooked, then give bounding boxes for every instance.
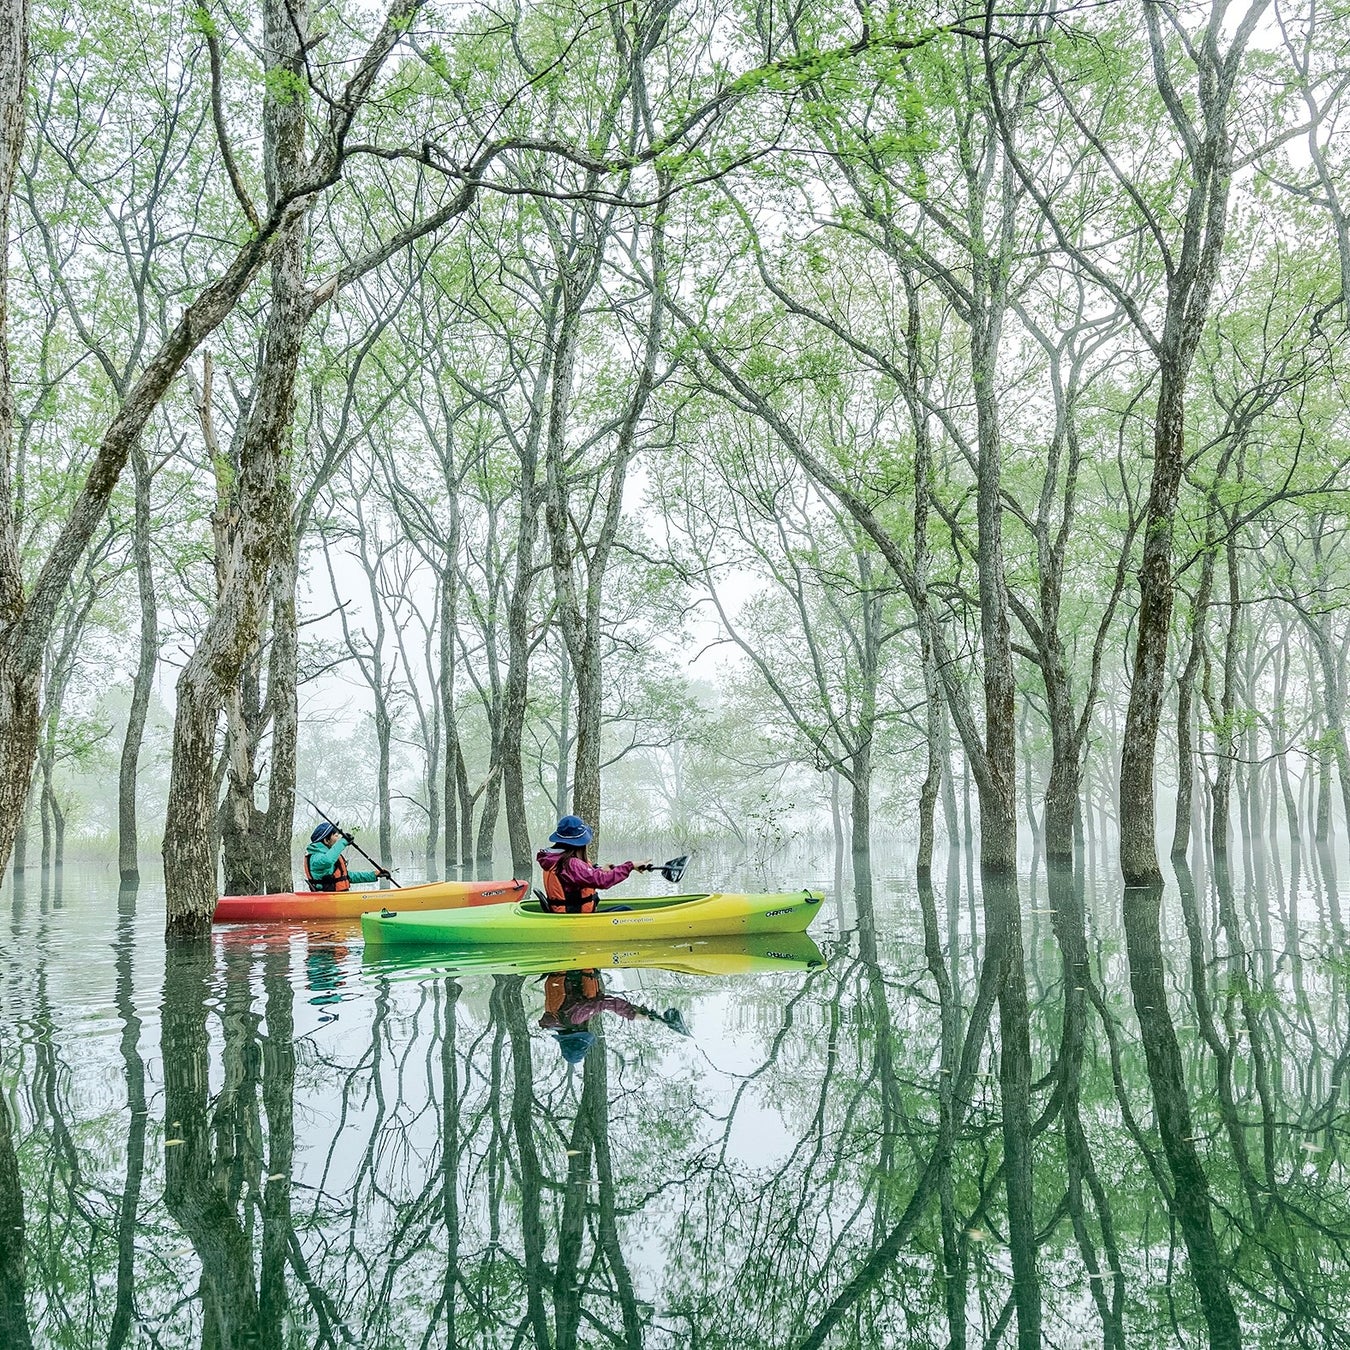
[109,882,147,1350]
[6,860,1350,1345]
[161,938,264,1345]
[0,1085,33,1348]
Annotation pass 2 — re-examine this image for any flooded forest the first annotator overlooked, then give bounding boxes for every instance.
[1,0,1350,1345]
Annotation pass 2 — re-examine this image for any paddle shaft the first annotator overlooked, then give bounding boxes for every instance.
[304,797,400,888]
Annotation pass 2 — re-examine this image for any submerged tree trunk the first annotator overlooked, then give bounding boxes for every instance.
[375,698,393,864]
[554,651,571,818]
[500,408,542,878]
[571,641,603,834]
[1171,537,1218,859]
[163,0,309,934]
[0,18,320,884]
[546,180,664,858]
[1118,10,1245,881]
[849,743,872,864]
[118,442,158,881]
[259,544,299,893]
[1208,531,1242,857]
[440,571,461,875]
[1121,377,1188,883]
[917,651,943,876]
[0,0,35,888]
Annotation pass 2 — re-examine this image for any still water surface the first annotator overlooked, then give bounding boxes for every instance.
[2,847,1349,1347]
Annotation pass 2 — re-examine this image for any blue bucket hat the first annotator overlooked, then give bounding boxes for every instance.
[310,822,337,844]
[555,1030,596,1063]
[549,815,593,847]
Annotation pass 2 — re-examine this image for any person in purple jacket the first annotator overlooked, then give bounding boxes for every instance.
[535,815,651,914]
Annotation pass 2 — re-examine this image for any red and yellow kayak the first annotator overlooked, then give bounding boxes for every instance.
[213,877,528,923]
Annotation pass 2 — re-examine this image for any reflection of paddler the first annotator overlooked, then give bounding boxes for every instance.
[306,945,349,1006]
[539,968,690,1062]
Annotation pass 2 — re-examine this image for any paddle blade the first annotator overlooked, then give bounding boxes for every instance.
[660,855,688,884]
[663,1008,692,1037]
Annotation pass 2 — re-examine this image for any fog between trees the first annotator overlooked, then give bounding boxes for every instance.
[0,0,1347,932]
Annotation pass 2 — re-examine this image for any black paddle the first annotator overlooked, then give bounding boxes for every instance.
[303,796,400,888]
[640,855,689,884]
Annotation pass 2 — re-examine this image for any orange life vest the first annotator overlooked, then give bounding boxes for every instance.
[542,856,598,914]
[304,852,350,893]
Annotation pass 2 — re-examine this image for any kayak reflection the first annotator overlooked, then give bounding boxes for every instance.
[540,967,692,1063]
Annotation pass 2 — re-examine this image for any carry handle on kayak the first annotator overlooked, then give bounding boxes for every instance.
[304,796,401,888]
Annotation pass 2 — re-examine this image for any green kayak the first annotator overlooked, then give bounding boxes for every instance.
[360,889,824,946]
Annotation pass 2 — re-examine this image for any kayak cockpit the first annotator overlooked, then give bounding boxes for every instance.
[520,894,713,916]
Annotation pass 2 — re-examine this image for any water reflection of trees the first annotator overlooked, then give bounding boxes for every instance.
[4,863,1350,1345]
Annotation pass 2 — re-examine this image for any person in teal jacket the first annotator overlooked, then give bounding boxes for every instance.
[303,823,390,892]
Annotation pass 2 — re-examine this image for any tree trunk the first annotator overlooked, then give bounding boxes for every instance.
[1316,741,1333,843]
[500,552,536,875]
[0,113,301,886]
[0,0,33,890]
[940,705,960,856]
[163,0,309,934]
[38,746,51,869]
[440,576,460,875]
[423,707,440,878]
[375,698,393,866]
[970,284,1018,873]
[849,743,871,863]
[1042,742,1078,866]
[163,664,223,925]
[476,750,501,873]
[830,770,846,899]
[555,650,571,818]
[1172,519,1219,860]
[571,638,603,845]
[443,732,461,874]
[220,669,269,897]
[457,745,473,868]
[1119,17,1241,876]
[259,543,298,893]
[118,442,158,881]
[1120,376,1187,883]
[9,787,25,874]
[50,785,63,869]
[917,646,943,876]
[1208,533,1241,857]
[435,495,461,877]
